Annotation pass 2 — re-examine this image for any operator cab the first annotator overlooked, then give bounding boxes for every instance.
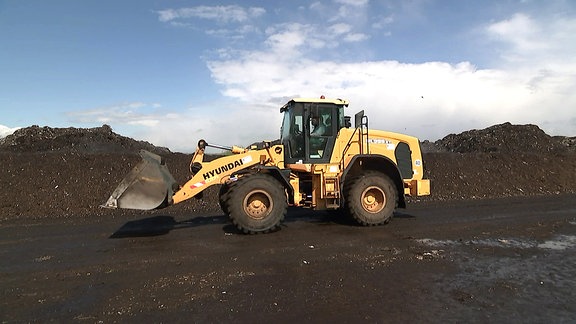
[280,97,349,164]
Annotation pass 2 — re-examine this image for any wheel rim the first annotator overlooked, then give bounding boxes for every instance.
[361,186,386,213]
[243,190,273,220]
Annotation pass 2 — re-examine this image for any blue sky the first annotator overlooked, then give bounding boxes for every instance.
[1,0,575,152]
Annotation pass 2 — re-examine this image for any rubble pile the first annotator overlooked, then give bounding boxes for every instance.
[0,124,169,154]
[435,122,569,154]
[1,123,574,220]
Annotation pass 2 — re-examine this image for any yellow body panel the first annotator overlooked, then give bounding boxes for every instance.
[331,128,426,180]
[406,179,431,196]
[335,128,428,195]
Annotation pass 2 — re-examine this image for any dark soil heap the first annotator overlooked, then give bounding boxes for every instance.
[421,122,575,154]
[0,124,170,154]
[1,123,575,221]
[436,122,570,154]
[421,122,576,201]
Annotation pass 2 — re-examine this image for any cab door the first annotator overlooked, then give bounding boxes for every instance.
[281,102,339,165]
[304,103,337,164]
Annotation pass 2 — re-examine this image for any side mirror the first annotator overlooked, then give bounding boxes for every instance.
[344,116,352,128]
[354,110,365,128]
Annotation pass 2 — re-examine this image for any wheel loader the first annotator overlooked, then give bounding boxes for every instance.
[103,97,430,233]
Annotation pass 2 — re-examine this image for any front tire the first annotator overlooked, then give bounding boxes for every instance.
[344,171,397,226]
[219,182,232,215]
[225,174,287,234]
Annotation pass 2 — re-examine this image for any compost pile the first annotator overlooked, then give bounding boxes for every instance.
[1,123,575,221]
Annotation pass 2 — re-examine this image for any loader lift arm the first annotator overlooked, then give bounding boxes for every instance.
[102,139,283,210]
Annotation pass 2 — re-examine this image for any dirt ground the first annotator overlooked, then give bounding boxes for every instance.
[1,123,575,322]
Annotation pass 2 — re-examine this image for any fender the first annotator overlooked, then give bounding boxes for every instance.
[341,154,406,208]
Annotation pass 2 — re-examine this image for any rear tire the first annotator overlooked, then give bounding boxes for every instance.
[344,171,397,226]
[225,174,287,234]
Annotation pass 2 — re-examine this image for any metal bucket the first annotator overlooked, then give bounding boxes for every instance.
[102,150,178,210]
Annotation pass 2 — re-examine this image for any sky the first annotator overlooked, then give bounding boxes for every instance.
[1,0,575,152]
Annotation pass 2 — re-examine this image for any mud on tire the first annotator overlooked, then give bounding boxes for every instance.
[224,174,287,234]
[344,171,397,226]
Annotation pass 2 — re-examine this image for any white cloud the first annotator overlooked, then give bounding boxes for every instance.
[201,13,576,142]
[67,102,172,127]
[157,5,265,24]
[486,13,548,60]
[63,101,281,153]
[156,5,266,40]
[327,23,370,43]
[372,15,394,29]
[335,0,369,6]
[486,13,576,67]
[343,32,369,42]
[265,23,309,52]
[332,0,369,22]
[0,125,21,138]
[206,24,260,39]
[133,104,283,153]
[123,9,575,152]
[329,23,352,35]
[150,46,573,151]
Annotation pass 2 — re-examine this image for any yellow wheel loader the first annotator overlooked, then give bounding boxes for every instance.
[103,97,430,234]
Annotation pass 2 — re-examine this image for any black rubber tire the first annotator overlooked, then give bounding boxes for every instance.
[344,171,397,226]
[225,174,287,234]
[218,183,232,215]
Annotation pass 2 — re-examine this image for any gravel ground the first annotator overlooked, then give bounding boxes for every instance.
[1,123,575,323]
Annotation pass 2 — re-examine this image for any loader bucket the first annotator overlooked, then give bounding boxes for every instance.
[102,150,178,210]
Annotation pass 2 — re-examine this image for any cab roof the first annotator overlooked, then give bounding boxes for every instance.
[280,97,349,112]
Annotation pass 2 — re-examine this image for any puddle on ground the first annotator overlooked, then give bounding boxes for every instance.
[537,235,576,250]
[414,223,576,322]
[417,219,576,251]
[418,235,576,251]
[417,237,535,249]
